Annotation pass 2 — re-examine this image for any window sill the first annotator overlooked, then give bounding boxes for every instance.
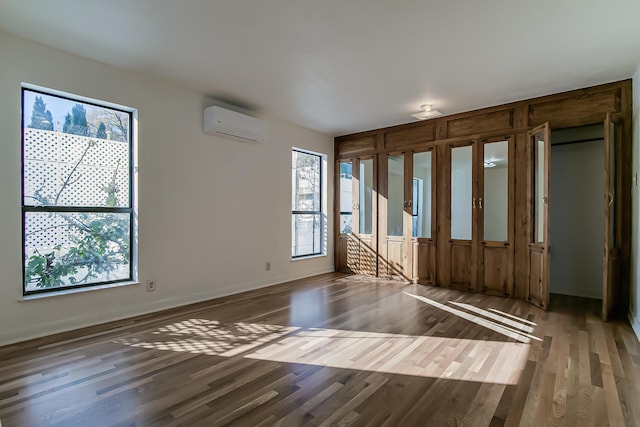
[20,280,140,301]
[291,253,327,261]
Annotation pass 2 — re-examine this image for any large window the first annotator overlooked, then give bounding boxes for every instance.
[21,87,135,295]
[292,149,324,258]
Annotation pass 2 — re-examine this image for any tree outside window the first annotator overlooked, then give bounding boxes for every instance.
[22,88,135,295]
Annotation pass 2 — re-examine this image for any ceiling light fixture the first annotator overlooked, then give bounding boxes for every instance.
[484,161,497,168]
[410,104,442,120]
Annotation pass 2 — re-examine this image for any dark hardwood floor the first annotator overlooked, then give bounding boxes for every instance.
[0,273,639,426]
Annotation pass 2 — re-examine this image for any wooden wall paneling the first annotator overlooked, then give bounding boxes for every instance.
[513,132,530,299]
[383,123,436,151]
[527,88,621,129]
[333,79,632,311]
[336,235,349,272]
[336,135,376,158]
[436,144,448,287]
[413,240,436,285]
[446,109,514,138]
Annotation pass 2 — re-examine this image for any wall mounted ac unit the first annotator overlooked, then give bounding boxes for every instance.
[203,106,267,143]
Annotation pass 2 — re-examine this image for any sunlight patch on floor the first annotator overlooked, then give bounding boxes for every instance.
[113,293,539,385]
[403,292,542,344]
[244,327,529,385]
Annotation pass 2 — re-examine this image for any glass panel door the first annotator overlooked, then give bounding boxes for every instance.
[451,145,473,240]
[483,140,509,241]
[339,161,353,234]
[534,135,546,243]
[412,151,432,238]
[527,123,550,309]
[359,159,374,235]
[387,155,404,236]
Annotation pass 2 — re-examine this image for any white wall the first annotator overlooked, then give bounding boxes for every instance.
[0,32,334,346]
[631,65,640,340]
[550,139,604,299]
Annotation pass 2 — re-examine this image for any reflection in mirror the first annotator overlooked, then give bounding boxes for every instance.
[387,155,404,236]
[339,162,352,233]
[413,152,432,238]
[483,141,508,241]
[359,159,373,234]
[534,134,545,243]
[451,146,472,240]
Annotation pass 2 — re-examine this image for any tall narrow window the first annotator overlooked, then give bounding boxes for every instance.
[292,149,323,257]
[22,87,135,295]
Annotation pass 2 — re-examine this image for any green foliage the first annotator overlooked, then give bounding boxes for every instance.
[62,103,90,136]
[25,214,130,288]
[96,122,107,139]
[28,96,54,131]
[24,138,129,289]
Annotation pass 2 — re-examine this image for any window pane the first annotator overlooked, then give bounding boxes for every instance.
[292,213,322,257]
[339,162,353,233]
[413,152,432,238]
[23,90,130,208]
[534,135,545,243]
[483,141,509,241]
[292,151,320,212]
[387,155,404,236]
[24,211,131,292]
[451,145,472,240]
[359,159,373,234]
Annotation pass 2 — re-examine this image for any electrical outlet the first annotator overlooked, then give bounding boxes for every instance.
[265,262,271,271]
[146,280,156,292]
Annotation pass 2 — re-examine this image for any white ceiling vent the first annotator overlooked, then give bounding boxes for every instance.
[203,106,267,143]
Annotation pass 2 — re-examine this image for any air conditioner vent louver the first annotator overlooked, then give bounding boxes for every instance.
[203,106,267,143]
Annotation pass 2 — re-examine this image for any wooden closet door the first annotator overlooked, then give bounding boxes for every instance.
[336,159,355,273]
[355,156,377,276]
[602,114,622,320]
[410,149,437,285]
[445,141,478,291]
[527,123,550,309]
[335,156,378,275]
[379,152,409,280]
[478,137,515,296]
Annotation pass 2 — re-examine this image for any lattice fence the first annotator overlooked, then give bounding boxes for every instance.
[23,128,129,251]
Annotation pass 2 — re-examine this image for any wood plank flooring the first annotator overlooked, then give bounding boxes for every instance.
[0,273,639,426]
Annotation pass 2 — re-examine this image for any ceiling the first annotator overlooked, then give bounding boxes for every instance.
[1,1,639,137]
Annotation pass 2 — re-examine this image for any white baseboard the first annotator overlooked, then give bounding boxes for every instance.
[0,268,334,347]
